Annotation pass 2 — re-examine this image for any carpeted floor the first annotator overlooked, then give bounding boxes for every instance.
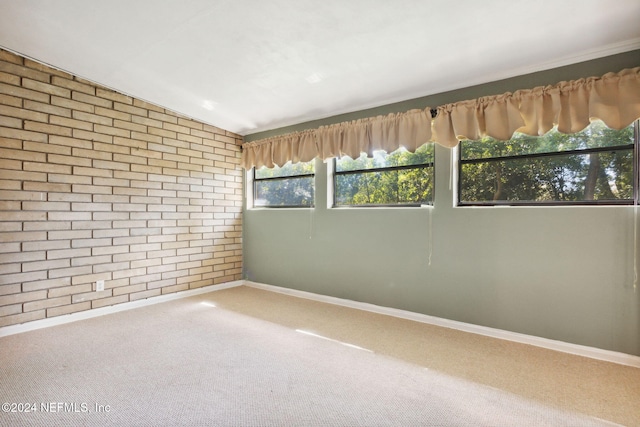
[0,285,638,426]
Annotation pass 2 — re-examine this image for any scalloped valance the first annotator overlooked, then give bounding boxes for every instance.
[241,67,640,169]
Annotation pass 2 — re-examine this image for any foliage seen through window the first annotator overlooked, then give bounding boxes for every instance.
[459,120,637,205]
[254,161,314,207]
[335,143,435,206]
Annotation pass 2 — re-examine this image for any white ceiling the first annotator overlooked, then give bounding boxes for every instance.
[1,0,639,136]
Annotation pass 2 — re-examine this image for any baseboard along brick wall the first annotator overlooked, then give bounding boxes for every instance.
[0,48,243,327]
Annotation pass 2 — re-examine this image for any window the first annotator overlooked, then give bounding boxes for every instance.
[253,160,315,207]
[458,120,639,205]
[334,143,435,207]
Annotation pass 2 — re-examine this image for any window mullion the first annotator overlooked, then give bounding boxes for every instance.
[460,144,633,165]
[634,121,639,205]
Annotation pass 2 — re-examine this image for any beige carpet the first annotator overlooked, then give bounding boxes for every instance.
[0,285,638,426]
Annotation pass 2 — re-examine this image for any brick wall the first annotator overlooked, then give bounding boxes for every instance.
[0,49,243,327]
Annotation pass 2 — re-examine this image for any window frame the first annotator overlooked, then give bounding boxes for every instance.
[332,146,436,208]
[457,121,639,207]
[251,163,315,209]
[635,121,640,205]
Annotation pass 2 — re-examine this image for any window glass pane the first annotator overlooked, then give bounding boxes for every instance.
[461,121,634,161]
[336,143,434,172]
[255,160,314,179]
[460,149,634,203]
[335,167,434,206]
[254,176,314,207]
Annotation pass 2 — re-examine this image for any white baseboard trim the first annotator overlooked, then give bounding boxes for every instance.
[4,278,639,368]
[0,280,244,339]
[245,281,640,368]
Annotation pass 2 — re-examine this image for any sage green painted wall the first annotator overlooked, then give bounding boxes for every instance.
[243,51,640,356]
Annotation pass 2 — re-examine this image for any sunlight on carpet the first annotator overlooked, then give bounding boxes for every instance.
[0,285,636,426]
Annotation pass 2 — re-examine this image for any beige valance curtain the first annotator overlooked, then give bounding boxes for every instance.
[241,67,640,169]
[241,108,432,170]
[433,67,640,147]
[241,129,317,169]
[316,108,433,161]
